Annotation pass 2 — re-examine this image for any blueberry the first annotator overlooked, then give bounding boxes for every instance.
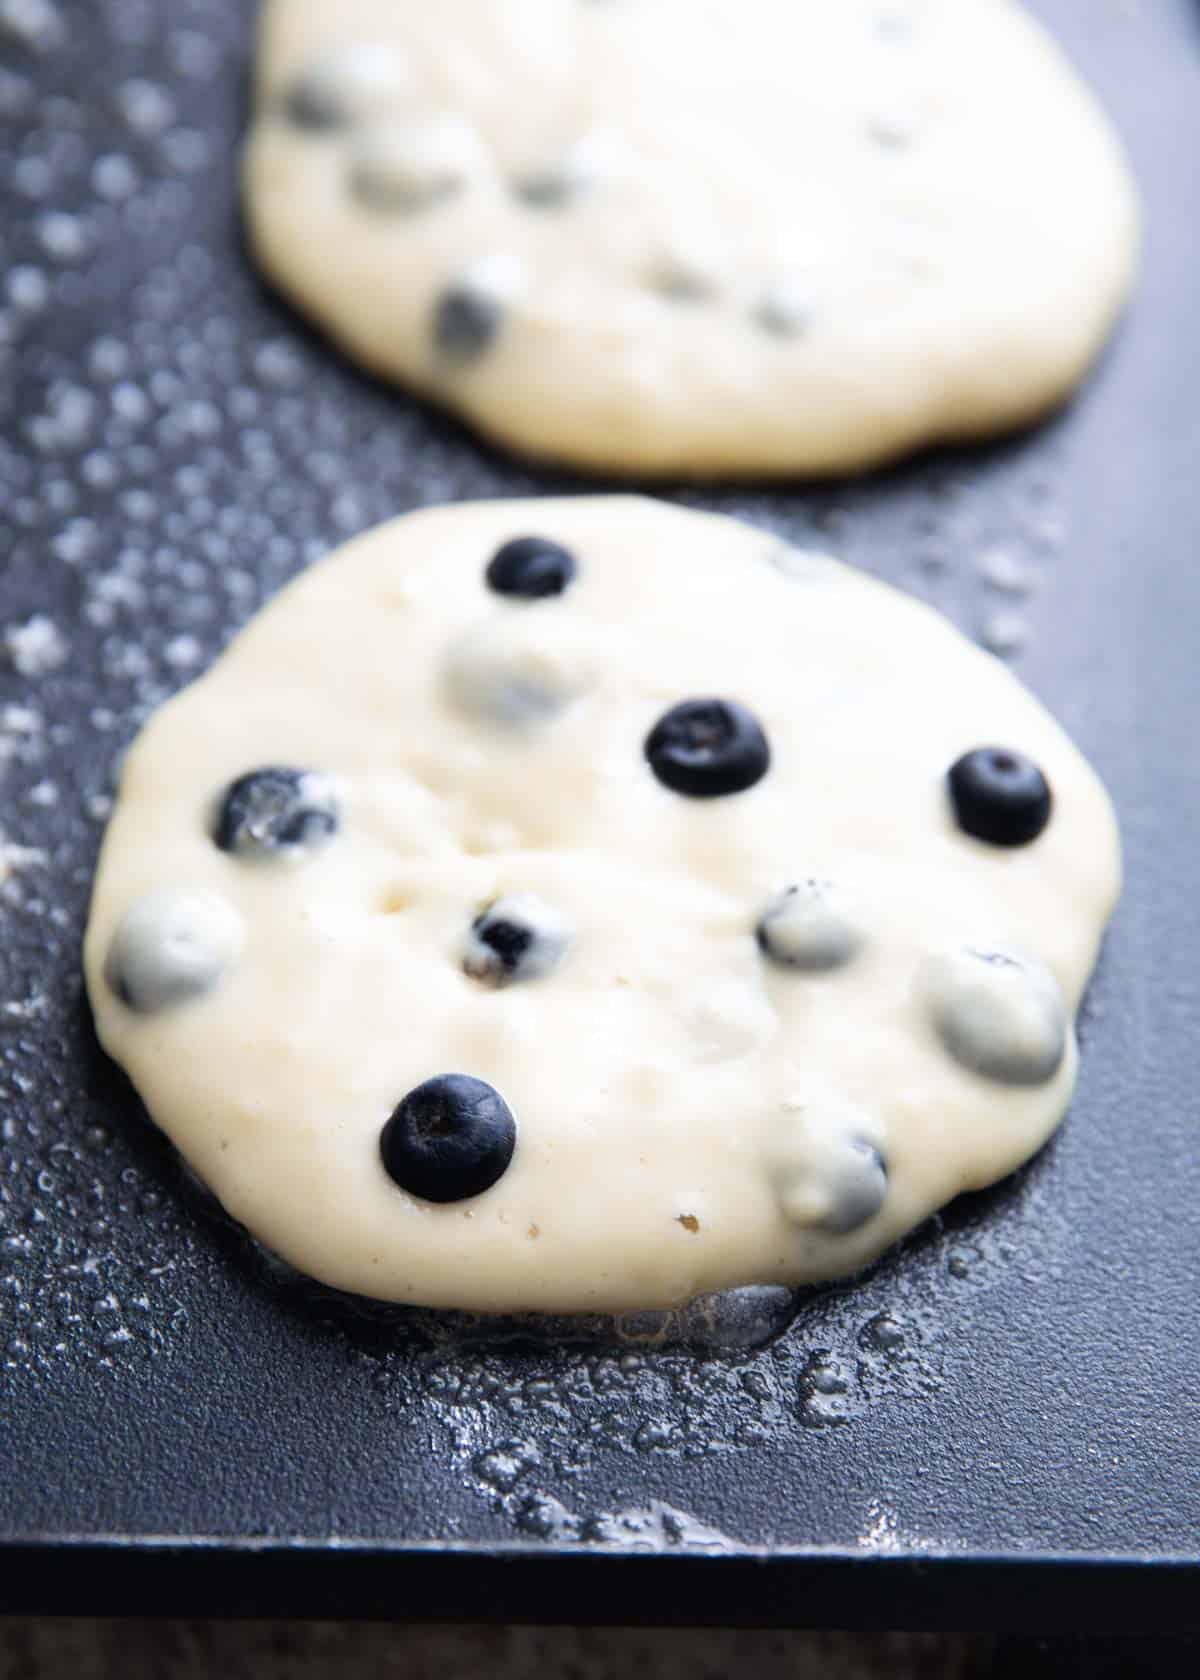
[757,881,862,971]
[463,894,572,986]
[281,73,347,133]
[513,137,601,210]
[380,1073,516,1203]
[350,150,462,215]
[443,620,585,727]
[753,284,812,340]
[477,918,530,967]
[646,243,721,303]
[778,1120,888,1236]
[514,171,579,209]
[280,45,409,132]
[349,116,479,215]
[105,889,244,1014]
[645,699,770,799]
[214,767,339,860]
[433,284,503,362]
[924,947,1067,1087]
[948,747,1052,847]
[486,536,578,600]
[820,1138,889,1236]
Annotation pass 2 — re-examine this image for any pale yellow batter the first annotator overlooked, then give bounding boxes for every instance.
[84,499,1120,1312]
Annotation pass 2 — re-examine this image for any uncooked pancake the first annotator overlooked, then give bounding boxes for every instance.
[242,0,1138,476]
[84,498,1121,1313]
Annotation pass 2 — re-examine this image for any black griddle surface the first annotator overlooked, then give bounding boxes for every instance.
[2,0,1199,1632]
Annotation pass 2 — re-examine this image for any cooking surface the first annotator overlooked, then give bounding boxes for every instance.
[1,0,1198,1630]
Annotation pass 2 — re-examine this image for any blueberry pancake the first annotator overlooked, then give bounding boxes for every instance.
[84,499,1120,1312]
[243,0,1137,476]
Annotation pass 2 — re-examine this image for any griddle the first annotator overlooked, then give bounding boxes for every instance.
[1,0,1198,1634]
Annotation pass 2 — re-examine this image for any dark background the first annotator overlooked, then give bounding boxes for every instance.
[1,0,1198,1632]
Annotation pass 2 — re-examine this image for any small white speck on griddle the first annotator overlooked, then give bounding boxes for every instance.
[3,614,68,677]
[0,0,64,53]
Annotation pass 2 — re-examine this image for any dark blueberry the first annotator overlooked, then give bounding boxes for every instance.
[281,74,347,133]
[821,1139,888,1236]
[214,767,339,859]
[645,699,771,799]
[433,284,504,363]
[463,894,571,986]
[478,918,531,967]
[380,1073,516,1203]
[948,747,1052,847]
[486,536,578,599]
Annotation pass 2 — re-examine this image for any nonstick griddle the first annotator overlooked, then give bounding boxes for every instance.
[2,0,1199,1633]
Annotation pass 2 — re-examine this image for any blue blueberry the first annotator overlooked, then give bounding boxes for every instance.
[645,699,771,799]
[948,747,1052,847]
[380,1073,516,1203]
[214,767,339,860]
[485,536,578,599]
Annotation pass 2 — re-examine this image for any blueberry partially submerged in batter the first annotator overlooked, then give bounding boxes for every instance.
[279,45,409,135]
[645,699,771,799]
[777,1111,890,1237]
[443,618,586,726]
[753,284,813,340]
[486,536,578,599]
[757,881,862,971]
[434,284,504,363]
[105,889,244,1014]
[924,947,1067,1087]
[948,747,1052,847]
[464,894,572,987]
[820,1138,889,1236]
[380,1073,516,1203]
[214,767,339,859]
[281,73,347,133]
[349,115,483,216]
[514,170,583,210]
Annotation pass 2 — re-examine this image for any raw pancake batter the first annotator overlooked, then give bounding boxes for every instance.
[84,499,1121,1313]
[243,0,1138,477]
